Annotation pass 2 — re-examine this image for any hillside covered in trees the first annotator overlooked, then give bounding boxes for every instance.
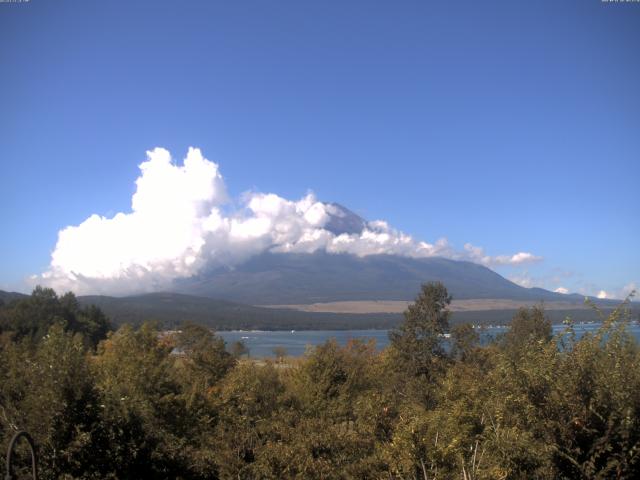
[0,285,638,479]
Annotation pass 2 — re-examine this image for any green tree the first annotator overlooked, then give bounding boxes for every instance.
[212,362,285,479]
[0,324,101,480]
[175,323,235,387]
[544,306,640,479]
[451,322,480,362]
[0,287,111,348]
[388,282,451,404]
[92,322,193,478]
[500,305,552,357]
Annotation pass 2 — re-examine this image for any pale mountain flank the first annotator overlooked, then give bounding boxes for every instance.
[260,299,593,314]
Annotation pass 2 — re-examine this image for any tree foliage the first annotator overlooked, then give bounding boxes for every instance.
[0,287,111,348]
[1,285,639,479]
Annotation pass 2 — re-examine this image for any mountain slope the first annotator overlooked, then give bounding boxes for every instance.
[173,251,583,305]
[0,290,28,304]
[77,292,402,330]
[77,292,631,331]
[323,203,367,235]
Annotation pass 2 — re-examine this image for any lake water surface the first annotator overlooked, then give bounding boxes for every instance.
[218,322,640,358]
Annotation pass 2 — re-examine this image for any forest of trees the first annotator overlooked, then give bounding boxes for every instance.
[1,284,639,479]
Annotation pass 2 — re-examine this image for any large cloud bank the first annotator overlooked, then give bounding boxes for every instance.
[38,148,542,295]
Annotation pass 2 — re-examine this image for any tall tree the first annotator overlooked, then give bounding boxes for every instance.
[388,282,451,402]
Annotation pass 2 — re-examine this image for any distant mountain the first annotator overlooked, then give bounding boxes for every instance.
[72,292,634,331]
[0,203,624,330]
[2,289,631,331]
[0,290,28,305]
[173,251,588,305]
[323,203,367,236]
[0,288,400,330]
[77,292,401,330]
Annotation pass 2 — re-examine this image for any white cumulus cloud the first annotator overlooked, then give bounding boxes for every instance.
[554,287,569,294]
[36,147,544,295]
[463,243,542,268]
[594,283,638,301]
[508,273,534,288]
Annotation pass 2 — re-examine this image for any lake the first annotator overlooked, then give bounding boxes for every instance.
[218,322,640,358]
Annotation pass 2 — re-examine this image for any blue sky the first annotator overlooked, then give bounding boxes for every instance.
[0,0,638,298]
